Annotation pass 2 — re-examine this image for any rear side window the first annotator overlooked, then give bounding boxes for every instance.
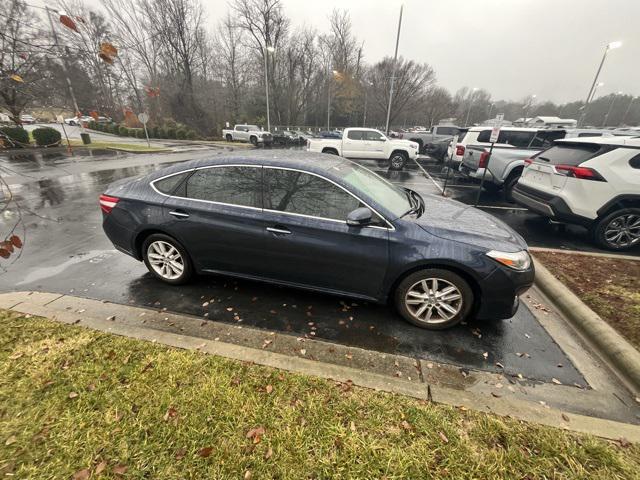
[578,132,603,138]
[530,130,566,148]
[263,168,361,221]
[533,144,603,166]
[476,130,536,147]
[347,130,364,140]
[435,126,459,136]
[185,166,262,207]
[153,172,191,195]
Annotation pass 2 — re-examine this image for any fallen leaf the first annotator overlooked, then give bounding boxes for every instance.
[68,391,79,399]
[552,378,562,385]
[262,339,273,349]
[246,426,265,444]
[265,385,273,394]
[163,406,178,421]
[401,420,412,431]
[264,446,273,459]
[5,435,17,446]
[299,349,306,355]
[349,421,356,432]
[495,362,504,369]
[106,315,116,321]
[244,471,252,480]
[438,431,449,444]
[72,468,90,480]
[491,392,502,398]
[345,354,353,360]
[112,464,128,475]
[619,437,631,448]
[197,446,213,457]
[561,413,570,422]
[202,302,209,307]
[8,352,23,360]
[482,352,488,359]
[175,448,187,460]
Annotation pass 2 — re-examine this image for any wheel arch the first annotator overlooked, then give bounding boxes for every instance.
[322,147,339,155]
[385,261,482,314]
[389,149,409,159]
[596,194,640,218]
[133,228,174,260]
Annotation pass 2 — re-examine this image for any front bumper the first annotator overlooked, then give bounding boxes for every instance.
[512,185,592,227]
[475,263,535,320]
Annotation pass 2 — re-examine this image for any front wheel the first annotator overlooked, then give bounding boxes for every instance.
[591,208,640,251]
[389,152,408,170]
[142,234,193,285]
[394,269,473,330]
[250,136,258,146]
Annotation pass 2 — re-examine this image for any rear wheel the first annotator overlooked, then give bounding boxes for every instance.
[482,182,502,193]
[591,208,640,251]
[394,269,473,330]
[503,170,522,202]
[225,134,232,142]
[142,233,193,285]
[389,151,408,170]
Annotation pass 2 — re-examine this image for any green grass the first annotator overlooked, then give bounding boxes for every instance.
[68,139,169,152]
[1,310,639,479]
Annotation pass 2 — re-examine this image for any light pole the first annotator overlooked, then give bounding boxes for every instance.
[327,69,339,130]
[621,96,637,126]
[603,91,623,126]
[384,4,404,135]
[264,45,275,132]
[582,82,604,126]
[579,41,622,126]
[463,87,478,126]
[523,94,537,126]
[362,80,372,127]
[487,103,495,121]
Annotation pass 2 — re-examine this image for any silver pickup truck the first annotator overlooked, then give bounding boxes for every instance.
[458,129,614,199]
[403,125,462,159]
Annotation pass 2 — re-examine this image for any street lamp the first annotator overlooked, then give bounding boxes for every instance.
[264,45,275,132]
[523,94,537,126]
[463,87,478,127]
[603,91,623,126]
[579,41,622,126]
[327,69,339,130]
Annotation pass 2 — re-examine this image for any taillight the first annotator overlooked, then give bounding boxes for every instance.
[99,194,119,214]
[524,159,533,167]
[455,145,465,156]
[554,165,606,181]
[478,152,490,168]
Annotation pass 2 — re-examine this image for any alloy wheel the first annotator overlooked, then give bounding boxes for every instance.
[391,155,405,169]
[404,277,463,325]
[604,213,640,248]
[147,240,185,280]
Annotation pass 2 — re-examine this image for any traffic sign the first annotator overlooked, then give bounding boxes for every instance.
[137,112,149,124]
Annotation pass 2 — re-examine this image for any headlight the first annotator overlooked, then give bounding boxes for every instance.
[486,250,531,271]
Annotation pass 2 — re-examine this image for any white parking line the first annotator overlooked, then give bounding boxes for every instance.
[412,158,444,193]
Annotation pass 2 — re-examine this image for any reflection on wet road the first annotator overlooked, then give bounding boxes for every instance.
[0,148,586,386]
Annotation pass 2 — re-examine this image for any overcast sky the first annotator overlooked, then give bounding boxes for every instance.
[48,0,638,103]
[206,0,638,103]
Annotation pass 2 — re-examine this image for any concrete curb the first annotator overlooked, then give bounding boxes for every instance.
[532,256,640,396]
[2,291,640,442]
[530,247,640,261]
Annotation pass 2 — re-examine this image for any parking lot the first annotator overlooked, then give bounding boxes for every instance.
[0,146,593,386]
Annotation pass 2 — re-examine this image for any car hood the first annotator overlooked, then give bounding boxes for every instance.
[392,139,418,148]
[410,194,528,252]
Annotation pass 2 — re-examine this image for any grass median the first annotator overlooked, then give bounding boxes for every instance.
[67,139,169,153]
[1,310,638,479]
[535,251,640,349]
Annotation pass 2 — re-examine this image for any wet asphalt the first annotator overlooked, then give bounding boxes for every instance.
[0,146,599,386]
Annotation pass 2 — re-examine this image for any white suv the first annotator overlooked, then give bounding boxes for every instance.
[512,137,640,251]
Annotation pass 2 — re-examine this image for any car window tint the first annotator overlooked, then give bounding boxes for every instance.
[185,166,262,207]
[436,127,459,136]
[499,131,536,147]
[264,169,361,221]
[347,130,364,140]
[154,172,191,195]
[577,132,602,137]
[533,144,603,166]
[530,131,566,148]
[364,131,385,141]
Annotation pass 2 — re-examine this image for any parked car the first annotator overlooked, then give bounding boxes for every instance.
[222,124,273,145]
[512,137,640,251]
[459,129,614,199]
[19,114,36,124]
[64,115,92,126]
[101,151,534,330]
[403,124,462,158]
[272,130,304,146]
[307,127,420,169]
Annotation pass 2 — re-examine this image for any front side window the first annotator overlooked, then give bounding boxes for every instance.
[364,130,386,141]
[264,169,361,221]
[185,166,262,208]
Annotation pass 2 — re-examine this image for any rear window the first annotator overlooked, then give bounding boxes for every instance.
[476,129,536,147]
[533,144,603,166]
[435,126,459,136]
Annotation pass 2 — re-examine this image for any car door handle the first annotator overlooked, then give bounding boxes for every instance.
[169,210,189,218]
[266,227,291,235]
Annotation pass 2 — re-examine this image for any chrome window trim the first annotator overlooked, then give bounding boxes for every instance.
[149,163,395,230]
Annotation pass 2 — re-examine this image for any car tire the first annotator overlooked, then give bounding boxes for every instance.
[250,136,258,146]
[482,183,502,193]
[394,268,473,330]
[142,233,193,285]
[503,170,522,202]
[322,148,338,155]
[389,151,408,170]
[225,134,232,142]
[591,208,640,251]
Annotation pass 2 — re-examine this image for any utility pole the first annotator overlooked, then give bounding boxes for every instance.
[621,96,637,126]
[578,41,622,126]
[46,7,83,131]
[264,45,275,132]
[384,4,403,135]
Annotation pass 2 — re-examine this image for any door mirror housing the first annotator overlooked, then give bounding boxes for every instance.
[346,207,373,227]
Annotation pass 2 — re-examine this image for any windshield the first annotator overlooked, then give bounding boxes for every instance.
[328,161,411,218]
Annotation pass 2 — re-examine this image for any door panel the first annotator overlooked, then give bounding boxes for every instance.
[343,130,366,158]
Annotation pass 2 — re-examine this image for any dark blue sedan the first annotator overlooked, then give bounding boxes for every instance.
[100,151,534,329]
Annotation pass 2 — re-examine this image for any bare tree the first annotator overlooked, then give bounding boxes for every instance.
[422,86,452,127]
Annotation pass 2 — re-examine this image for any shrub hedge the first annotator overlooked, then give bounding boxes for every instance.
[32,127,62,147]
[0,126,30,147]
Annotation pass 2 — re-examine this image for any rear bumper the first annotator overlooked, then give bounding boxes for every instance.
[512,185,592,227]
[459,164,495,182]
[476,264,535,320]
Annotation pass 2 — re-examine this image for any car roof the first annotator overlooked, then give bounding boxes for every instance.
[468,126,552,132]
[146,150,348,182]
[556,136,640,147]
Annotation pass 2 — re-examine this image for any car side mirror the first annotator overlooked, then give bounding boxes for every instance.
[346,207,373,227]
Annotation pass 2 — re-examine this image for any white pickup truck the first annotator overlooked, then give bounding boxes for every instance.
[222,124,273,145]
[307,127,420,169]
